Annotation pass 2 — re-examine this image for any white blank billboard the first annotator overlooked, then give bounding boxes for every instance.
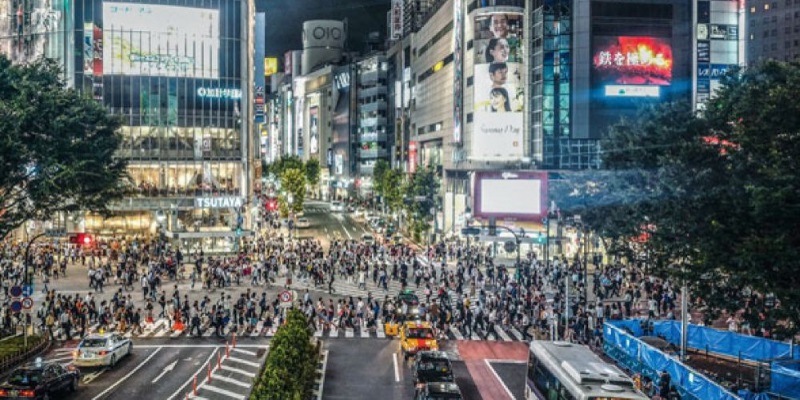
[103,3,219,78]
[480,178,542,215]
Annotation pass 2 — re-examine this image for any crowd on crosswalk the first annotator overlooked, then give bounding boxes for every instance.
[0,211,696,347]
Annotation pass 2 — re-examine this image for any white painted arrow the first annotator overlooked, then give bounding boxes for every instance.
[151,360,178,383]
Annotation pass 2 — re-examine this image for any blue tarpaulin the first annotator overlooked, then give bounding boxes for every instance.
[771,361,800,399]
[607,319,800,399]
[607,319,800,362]
[604,323,741,400]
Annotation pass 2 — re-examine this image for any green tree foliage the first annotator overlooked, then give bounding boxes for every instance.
[383,169,405,213]
[305,158,321,187]
[556,61,800,336]
[372,159,390,198]
[0,56,127,239]
[268,155,304,178]
[404,166,440,242]
[250,309,318,400]
[280,168,306,215]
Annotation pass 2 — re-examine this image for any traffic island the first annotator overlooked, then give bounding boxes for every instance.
[0,335,50,375]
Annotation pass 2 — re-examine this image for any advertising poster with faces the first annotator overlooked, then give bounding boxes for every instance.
[472,11,524,161]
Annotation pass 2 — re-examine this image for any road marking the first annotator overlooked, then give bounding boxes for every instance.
[345,328,354,338]
[452,328,465,340]
[316,350,329,400]
[221,365,256,378]
[226,356,260,368]
[338,220,353,239]
[82,369,107,384]
[360,328,370,338]
[166,349,217,400]
[151,360,178,383]
[201,384,246,400]
[91,347,162,400]
[48,356,74,363]
[376,320,386,339]
[231,348,257,356]
[509,327,524,341]
[484,359,516,399]
[392,353,400,382]
[211,373,251,388]
[494,326,513,342]
[53,348,76,354]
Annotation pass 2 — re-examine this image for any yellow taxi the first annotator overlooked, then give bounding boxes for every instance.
[399,321,438,360]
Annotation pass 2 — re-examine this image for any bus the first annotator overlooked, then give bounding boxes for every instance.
[526,341,649,400]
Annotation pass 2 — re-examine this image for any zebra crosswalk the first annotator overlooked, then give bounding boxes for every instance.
[72,316,530,342]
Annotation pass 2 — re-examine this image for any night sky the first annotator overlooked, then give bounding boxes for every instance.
[259,0,390,57]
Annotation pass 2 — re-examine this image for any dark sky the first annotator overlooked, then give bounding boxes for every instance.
[259,0,390,57]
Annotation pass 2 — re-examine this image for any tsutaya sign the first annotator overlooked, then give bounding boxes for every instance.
[195,197,244,208]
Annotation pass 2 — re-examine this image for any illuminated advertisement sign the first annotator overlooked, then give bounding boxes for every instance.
[264,57,278,77]
[471,11,524,161]
[103,3,219,78]
[452,0,464,145]
[309,106,319,155]
[197,87,242,99]
[473,171,548,221]
[593,36,673,97]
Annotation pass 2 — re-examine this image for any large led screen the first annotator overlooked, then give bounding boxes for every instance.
[473,171,547,221]
[471,11,524,161]
[593,36,672,97]
[103,3,219,78]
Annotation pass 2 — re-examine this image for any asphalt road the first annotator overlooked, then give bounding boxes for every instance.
[39,338,268,400]
[322,338,416,400]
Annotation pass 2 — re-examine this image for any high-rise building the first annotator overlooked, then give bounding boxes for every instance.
[70,0,257,253]
[355,54,391,186]
[745,0,800,62]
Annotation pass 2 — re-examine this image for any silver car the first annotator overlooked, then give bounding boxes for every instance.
[72,333,132,368]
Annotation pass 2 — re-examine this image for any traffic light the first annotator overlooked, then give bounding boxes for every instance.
[68,233,94,247]
[488,217,497,236]
[235,213,243,236]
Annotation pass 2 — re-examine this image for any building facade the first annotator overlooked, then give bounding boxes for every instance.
[72,0,256,253]
[355,54,391,185]
[745,0,800,63]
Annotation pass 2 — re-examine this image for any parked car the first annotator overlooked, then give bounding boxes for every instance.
[72,333,132,368]
[0,360,79,399]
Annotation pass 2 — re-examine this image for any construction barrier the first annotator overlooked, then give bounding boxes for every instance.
[604,323,740,400]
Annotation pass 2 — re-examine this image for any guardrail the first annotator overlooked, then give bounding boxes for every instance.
[0,335,51,375]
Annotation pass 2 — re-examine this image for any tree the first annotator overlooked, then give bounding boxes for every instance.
[280,168,306,216]
[0,56,127,239]
[404,166,440,243]
[556,60,800,336]
[305,158,321,187]
[383,169,405,213]
[268,155,304,178]
[372,159,390,198]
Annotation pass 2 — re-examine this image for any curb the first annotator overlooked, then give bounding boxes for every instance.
[312,349,329,400]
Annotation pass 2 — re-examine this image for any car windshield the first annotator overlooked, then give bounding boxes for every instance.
[8,370,41,386]
[81,339,108,347]
[418,360,450,372]
[408,328,434,339]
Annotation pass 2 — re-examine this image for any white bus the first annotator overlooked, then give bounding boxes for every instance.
[526,341,649,400]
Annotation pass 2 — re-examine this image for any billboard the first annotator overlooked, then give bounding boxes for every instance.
[103,3,219,78]
[390,0,403,40]
[471,11,524,161]
[265,57,278,77]
[473,171,548,221]
[593,36,673,97]
[309,106,319,155]
[452,0,464,145]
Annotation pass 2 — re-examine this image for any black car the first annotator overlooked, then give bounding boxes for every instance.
[415,382,463,400]
[0,361,79,399]
[413,351,455,387]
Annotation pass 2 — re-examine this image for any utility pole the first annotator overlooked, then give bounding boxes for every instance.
[24,232,47,347]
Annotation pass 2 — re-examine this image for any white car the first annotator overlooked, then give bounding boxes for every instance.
[361,233,375,245]
[72,333,132,368]
[296,217,311,229]
[331,201,344,213]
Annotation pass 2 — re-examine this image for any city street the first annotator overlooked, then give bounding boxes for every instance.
[38,338,267,400]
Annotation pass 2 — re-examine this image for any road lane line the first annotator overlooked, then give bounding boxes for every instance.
[393,353,400,382]
[221,365,256,378]
[166,349,218,400]
[136,344,268,349]
[91,347,162,400]
[201,384,246,400]
[210,373,251,388]
[231,348,257,356]
[226,356,260,368]
[338,220,353,239]
[484,359,516,399]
